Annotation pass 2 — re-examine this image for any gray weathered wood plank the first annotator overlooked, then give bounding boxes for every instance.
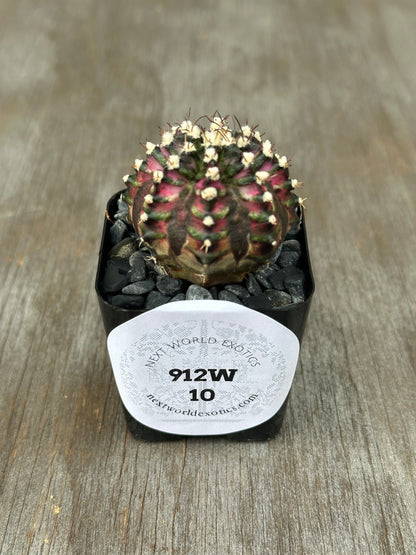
[1,0,415,553]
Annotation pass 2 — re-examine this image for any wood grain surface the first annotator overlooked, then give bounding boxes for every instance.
[1,0,415,553]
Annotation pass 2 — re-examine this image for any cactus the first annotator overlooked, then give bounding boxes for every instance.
[123,115,303,286]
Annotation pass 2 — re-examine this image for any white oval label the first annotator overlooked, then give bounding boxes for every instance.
[107,300,299,436]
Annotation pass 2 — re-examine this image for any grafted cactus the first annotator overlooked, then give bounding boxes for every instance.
[123,115,302,286]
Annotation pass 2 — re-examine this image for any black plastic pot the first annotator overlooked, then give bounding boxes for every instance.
[96,192,314,441]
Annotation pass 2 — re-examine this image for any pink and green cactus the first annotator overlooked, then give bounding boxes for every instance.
[123,115,303,286]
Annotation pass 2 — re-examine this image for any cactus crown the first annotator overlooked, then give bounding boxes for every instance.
[123,114,302,286]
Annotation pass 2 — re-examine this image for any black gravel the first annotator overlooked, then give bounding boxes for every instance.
[109,219,128,245]
[169,293,186,302]
[281,239,301,253]
[101,198,308,310]
[265,290,293,308]
[246,273,263,296]
[122,279,155,296]
[218,290,243,304]
[224,284,251,299]
[186,284,213,300]
[156,275,182,296]
[101,257,131,293]
[110,294,145,309]
[277,250,300,268]
[145,291,171,309]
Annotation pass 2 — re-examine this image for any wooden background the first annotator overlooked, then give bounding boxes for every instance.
[1,0,415,553]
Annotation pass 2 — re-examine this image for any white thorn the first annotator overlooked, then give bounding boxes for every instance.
[242,151,255,168]
[201,186,218,200]
[262,139,273,158]
[203,215,215,227]
[146,141,156,155]
[278,155,288,168]
[189,124,201,139]
[144,194,154,204]
[161,131,174,146]
[182,141,196,153]
[166,155,180,170]
[201,238,212,253]
[255,170,269,184]
[221,130,235,145]
[237,136,249,148]
[122,174,130,183]
[180,120,193,132]
[205,166,220,181]
[291,178,304,188]
[180,120,201,138]
[203,147,218,163]
[262,191,273,203]
[203,129,225,147]
[210,117,224,130]
[153,170,164,183]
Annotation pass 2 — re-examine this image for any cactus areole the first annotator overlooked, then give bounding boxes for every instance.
[123,115,303,286]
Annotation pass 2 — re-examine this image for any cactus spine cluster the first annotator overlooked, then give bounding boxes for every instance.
[123,115,302,286]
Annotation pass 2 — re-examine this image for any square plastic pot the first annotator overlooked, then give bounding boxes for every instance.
[96,192,314,441]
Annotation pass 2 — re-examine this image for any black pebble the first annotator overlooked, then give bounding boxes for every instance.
[208,286,218,299]
[265,290,292,308]
[255,266,274,288]
[169,293,186,302]
[269,244,283,265]
[102,257,131,293]
[122,279,155,295]
[218,290,244,304]
[109,219,128,245]
[244,294,274,310]
[277,250,300,268]
[108,237,138,259]
[186,285,213,300]
[268,269,286,291]
[110,294,144,309]
[269,266,303,291]
[129,251,146,267]
[145,291,171,309]
[114,197,129,221]
[284,226,300,240]
[156,275,182,296]
[128,262,147,283]
[245,274,263,296]
[224,284,251,299]
[281,239,301,253]
[284,269,306,303]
